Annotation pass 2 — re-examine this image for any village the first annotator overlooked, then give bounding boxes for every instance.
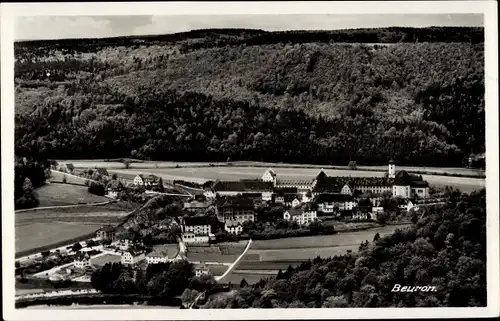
[16,159,437,302]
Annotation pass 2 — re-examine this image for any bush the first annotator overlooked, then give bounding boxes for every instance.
[88,181,106,196]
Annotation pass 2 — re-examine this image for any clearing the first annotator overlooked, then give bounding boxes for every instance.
[34,183,109,207]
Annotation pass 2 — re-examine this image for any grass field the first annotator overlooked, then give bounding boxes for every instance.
[34,183,109,207]
[202,264,228,276]
[50,171,89,185]
[59,159,485,177]
[186,244,246,263]
[91,254,121,267]
[15,204,130,255]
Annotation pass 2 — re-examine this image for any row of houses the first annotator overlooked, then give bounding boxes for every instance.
[205,161,429,201]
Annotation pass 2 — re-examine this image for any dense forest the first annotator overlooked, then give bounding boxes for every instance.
[14,157,50,209]
[202,189,486,308]
[14,27,485,166]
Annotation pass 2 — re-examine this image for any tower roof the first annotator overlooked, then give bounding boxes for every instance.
[389,159,395,164]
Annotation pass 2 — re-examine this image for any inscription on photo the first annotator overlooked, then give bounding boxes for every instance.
[392,284,438,293]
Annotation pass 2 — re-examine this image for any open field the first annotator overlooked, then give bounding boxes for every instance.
[16,204,130,255]
[91,254,121,267]
[59,160,485,178]
[219,272,273,285]
[34,183,109,207]
[107,166,484,193]
[201,264,228,276]
[251,225,410,250]
[186,244,246,263]
[50,171,88,185]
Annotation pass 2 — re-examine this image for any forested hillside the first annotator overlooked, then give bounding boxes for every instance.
[202,189,487,308]
[14,27,485,166]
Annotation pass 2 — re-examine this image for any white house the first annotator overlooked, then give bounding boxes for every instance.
[262,168,277,184]
[291,197,302,208]
[121,249,145,265]
[181,232,210,244]
[133,175,144,186]
[182,216,212,235]
[397,200,415,212]
[283,208,317,225]
[73,251,91,269]
[225,220,244,235]
[316,194,356,213]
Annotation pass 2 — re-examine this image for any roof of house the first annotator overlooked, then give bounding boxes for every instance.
[276,179,313,186]
[212,180,273,192]
[184,216,211,226]
[285,206,316,217]
[125,248,144,257]
[225,220,243,228]
[274,187,298,195]
[74,251,90,261]
[220,196,255,209]
[315,194,354,203]
[263,168,276,176]
[98,225,115,233]
[410,180,429,187]
[183,201,211,209]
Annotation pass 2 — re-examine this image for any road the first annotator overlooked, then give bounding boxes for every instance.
[15,201,114,213]
[215,239,253,282]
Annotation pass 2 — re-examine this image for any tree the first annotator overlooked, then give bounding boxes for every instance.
[373,232,381,242]
[62,175,67,184]
[123,159,131,169]
[348,161,357,170]
[87,240,96,248]
[240,278,248,288]
[72,242,82,252]
[22,177,34,193]
[88,181,106,196]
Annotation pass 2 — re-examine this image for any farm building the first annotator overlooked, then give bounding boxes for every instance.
[261,168,277,183]
[181,232,210,244]
[182,216,212,235]
[133,174,161,187]
[352,206,375,220]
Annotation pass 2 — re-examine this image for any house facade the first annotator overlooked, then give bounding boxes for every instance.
[195,264,211,277]
[181,232,210,244]
[96,226,116,241]
[209,180,274,201]
[316,194,357,213]
[225,220,244,235]
[121,250,145,265]
[146,250,170,264]
[73,252,91,269]
[283,208,317,225]
[216,197,255,225]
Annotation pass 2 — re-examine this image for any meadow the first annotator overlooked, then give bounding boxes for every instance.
[15,204,130,255]
[219,224,411,285]
[34,183,109,207]
[50,171,89,185]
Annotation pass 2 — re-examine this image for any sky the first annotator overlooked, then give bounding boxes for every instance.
[15,14,484,41]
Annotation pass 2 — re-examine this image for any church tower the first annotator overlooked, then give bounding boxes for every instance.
[388,159,396,178]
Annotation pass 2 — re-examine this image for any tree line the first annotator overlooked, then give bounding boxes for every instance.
[201,189,486,308]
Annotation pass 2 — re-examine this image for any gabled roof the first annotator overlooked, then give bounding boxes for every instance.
[410,181,429,187]
[274,187,298,195]
[220,196,254,209]
[315,193,354,203]
[316,169,327,179]
[225,219,243,228]
[276,179,313,186]
[285,208,304,217]
[263,168,276,176]
[74,251,90,261]
[184,216,211,226]
[212,180,273,192]
[183,201,211,209]
[146,248,169,258]
[125,248,144,257]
